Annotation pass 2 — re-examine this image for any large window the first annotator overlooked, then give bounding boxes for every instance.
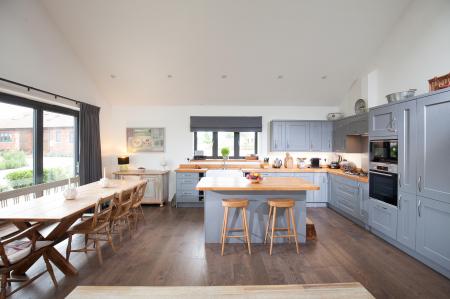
[0,93,79,192]
[194,131,257,158]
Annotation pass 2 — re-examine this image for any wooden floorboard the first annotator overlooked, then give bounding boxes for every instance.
[8,206,450,299]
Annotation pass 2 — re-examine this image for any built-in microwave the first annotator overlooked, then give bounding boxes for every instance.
[369,139,398,164]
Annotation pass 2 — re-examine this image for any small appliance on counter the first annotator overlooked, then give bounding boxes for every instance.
[193,150,206,160]
[272,158,282,168]
[310,158,321,168]
[330,154,342,169]
[297,158,307,169]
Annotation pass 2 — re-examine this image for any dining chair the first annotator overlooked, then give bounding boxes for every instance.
[130,181,148,229]
[66,194,116,265]
[110,187,136,242]
[0,223,57,299]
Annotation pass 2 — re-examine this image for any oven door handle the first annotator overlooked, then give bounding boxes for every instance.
[369,171,394,177]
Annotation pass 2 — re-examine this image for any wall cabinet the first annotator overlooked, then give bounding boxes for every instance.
[398,100,417,194]
[270,120,333,152]
[396,191,417,250]
[369,105,398,137]
[369,198,397,240]
[416,196,450,272]
[332,113,368,153]
[417,93,450,204]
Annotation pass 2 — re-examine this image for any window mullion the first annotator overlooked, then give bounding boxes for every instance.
[34,108,44,185]
[212,132,218,158]
[234,132,239,158]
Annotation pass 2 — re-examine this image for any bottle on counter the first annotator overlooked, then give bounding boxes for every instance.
[284,152,294,169]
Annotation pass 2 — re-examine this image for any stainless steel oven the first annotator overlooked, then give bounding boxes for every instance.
[370,139,398,164]
[369,162,398,206]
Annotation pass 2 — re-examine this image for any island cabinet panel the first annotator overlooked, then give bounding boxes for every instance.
[270,121,285,151]
[397,191,417,250]
[416,196,450,272]
[292,173,314,203]
[398,100,417,195]
[369,105,399,137]
[369,198,397,240]
[417,92,450,204]
[285,121,310,151]
[321,121,333,152]
[309,122,322,151]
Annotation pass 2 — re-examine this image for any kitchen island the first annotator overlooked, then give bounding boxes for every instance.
[196,176,319,243]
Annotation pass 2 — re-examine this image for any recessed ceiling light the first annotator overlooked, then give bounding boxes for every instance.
[321,75,327,80]
[110,74,116,79]
[221,75,227,79]
[277,75,284,79]
[167,74,173,78]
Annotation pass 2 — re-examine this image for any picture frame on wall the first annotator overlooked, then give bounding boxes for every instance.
[126,127,165,153]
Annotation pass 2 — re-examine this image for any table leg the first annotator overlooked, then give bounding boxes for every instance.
[47,247,78,276]
[12,254,41,275]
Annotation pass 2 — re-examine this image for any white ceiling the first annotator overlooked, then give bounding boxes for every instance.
[41,0,411,106]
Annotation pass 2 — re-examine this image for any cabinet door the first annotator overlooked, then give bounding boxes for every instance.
[397,192,417,250]
[369,198,397,240]
[369,105,398,137]
[417,93,450,203]
[321,121,333,152]
[270,121,285,151]
[335,178,359,217]
[398,100,417,194]
[285,121,310,151]
[359,182,369,224]
[333,120,345,152]
[329,175,337,206]
[309,122,322,152]
[416,196,450,271]
[313,173,328,202]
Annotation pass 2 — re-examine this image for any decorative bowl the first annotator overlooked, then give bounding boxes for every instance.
[248,178,263,184]
[63,188,77,200]
[99,178,111,188]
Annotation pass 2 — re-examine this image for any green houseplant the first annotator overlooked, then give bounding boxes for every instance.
[221,147,230,168]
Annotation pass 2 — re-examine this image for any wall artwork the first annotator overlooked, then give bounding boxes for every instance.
[126,128,165,153]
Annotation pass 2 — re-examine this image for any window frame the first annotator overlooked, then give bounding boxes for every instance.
[194,131,258,159]
[0,92,79,186]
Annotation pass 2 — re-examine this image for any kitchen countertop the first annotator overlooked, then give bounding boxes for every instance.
[196,177,320,191]
[176,167,368,183]
[114,170,170,175]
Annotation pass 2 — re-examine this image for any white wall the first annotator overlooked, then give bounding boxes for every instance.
[340,0,450,114]
[103,105,339,199]
[0,0,110,150]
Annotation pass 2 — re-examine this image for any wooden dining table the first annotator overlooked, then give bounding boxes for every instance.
[0,179,144,276]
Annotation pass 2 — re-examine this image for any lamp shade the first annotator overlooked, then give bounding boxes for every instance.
[118,156,129,165]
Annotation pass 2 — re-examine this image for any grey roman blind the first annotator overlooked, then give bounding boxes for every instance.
[190,116,262,132]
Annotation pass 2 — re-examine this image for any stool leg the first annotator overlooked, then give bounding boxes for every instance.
[290,207,300,254]
[269,207,277,256]
[220,208,226,245]
[221,207,229,256]
[264,205,273,244]
[286,209,291,244]
[242,207,251,255]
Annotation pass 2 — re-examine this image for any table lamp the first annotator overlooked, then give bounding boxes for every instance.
[118,156,129,171]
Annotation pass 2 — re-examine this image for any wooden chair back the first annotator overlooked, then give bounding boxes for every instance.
[0,224,40,268]
[91,194,115,228]
[132,181,147,207]
[115,187,136,216]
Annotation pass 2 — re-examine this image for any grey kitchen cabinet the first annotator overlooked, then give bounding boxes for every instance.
[369,105,399,137]
[270,121,285,151]
[332,120,345,152]
[313,172,328,203]
[416,196,450,272]
[359,182,369,225]
[321,121,333,152]
[176,172,201,207]
[285,121,310,151]
[369,198,398,240]
[397,191,417,250]
[328,174,337,207]
[398,100,417,194]
[309,122,322,151]
[417,92,450,204]
[334,175,359,218]
[347,113,368,135]
[332,114,367,153]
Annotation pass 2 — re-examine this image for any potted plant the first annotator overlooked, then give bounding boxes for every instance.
[221,147,230,168]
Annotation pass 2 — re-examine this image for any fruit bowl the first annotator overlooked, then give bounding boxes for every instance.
[246,173,263,184]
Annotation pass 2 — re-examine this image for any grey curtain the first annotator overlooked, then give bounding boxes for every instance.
[79,103,102,185]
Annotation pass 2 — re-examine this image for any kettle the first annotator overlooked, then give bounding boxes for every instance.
[272,158,282,168]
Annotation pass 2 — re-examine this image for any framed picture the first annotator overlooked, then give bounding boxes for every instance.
[126,128,165,153]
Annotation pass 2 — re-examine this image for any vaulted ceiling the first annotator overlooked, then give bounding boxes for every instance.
[41,0,411,106]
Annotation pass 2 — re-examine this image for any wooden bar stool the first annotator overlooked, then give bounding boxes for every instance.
[220,199,251,256]
[264,199,299,255]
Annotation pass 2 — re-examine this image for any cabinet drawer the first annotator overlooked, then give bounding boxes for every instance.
[369,198,397,240]
[177,195,200,203]
[176,172,200,180]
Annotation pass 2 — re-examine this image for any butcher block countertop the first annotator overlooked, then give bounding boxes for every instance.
[114,170,170,175]
[176,166,368,183]
[196,177,320,191]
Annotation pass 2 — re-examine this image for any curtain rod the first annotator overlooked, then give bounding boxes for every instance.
[0,77,85,105]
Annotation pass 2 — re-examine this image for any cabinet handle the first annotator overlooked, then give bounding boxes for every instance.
[398,194,402,210]
[382,206,388,210]
[418,176,422,192]
[418,199,422,217]
[398,172,402,188]
[391,117,397,131]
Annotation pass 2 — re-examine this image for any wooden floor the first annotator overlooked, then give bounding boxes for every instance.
[9,206,450,299]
